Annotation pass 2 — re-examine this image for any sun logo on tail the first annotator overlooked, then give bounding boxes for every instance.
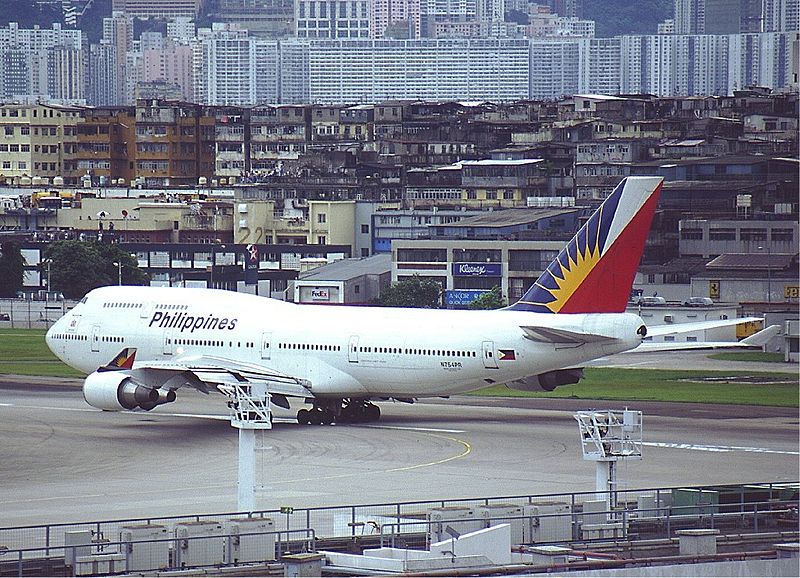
[517,196,617,313]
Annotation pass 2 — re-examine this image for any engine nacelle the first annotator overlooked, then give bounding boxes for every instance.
[508,368,584,392]
[83,371,175,411]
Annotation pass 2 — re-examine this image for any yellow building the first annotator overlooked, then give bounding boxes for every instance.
[0,103,82,185]
[234,199,356,247]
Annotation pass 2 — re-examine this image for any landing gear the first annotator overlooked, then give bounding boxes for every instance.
[295,399,381,426]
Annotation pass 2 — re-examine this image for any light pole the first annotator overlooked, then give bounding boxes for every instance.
[210,240,224,289]
[113,261,122,286]
[43,259,52,294]
[758,246,772,305]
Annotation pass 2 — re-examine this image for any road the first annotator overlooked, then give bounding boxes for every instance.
[0,375,797,527]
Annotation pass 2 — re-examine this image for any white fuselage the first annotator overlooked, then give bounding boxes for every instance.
[47,286,645,398]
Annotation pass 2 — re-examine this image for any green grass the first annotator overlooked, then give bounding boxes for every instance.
[468,367,799,407]
[708,351,786,363]
[0,329,85,378]
[1,329,797,406]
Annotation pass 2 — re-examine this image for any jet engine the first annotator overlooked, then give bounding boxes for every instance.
[507,368,584,392]
[83,371,176,411]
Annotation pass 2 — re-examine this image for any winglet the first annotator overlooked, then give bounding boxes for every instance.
[741,324,781,347]
[100,348,137,371]
[507,176,663,314]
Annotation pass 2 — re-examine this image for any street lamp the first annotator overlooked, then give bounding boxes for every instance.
[210,240,224,289]
[758,245,772,305]
[42,259,52,294]
[113,254,138,286]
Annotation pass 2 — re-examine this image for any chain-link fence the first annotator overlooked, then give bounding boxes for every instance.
[0,298,75,330]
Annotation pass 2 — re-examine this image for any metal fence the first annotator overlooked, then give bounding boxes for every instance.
[0,298,73,330]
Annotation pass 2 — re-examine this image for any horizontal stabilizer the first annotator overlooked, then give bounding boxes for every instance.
[645,317,763,338]
[520,325,618,344]
[633,323,780,352]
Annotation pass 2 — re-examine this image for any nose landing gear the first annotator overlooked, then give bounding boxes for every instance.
[296,399,380,425]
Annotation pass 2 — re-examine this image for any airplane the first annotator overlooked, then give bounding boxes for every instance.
[45,176,765,426]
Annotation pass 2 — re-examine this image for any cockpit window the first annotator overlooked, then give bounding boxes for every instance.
[80,297,88,304]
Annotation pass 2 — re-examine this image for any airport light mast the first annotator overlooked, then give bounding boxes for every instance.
[574,409,643,519]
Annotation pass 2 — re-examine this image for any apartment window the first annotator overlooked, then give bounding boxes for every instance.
[317,235,326,245]
[361,224,369,234]
[317,213,326,224]
[1,161,10,169]
[4,127,12,136]
[20,126,29,135]
[18,161,26,170]
[771,228,794,242]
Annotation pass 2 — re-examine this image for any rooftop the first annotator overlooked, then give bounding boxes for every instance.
[299,253,391,281]
[435,208,580,229]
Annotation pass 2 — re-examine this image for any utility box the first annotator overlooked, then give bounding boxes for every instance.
[64,530,93,568]
[283,553,324,577]
[581,499,608,525]
[120,524,169,572]
[477,505,525,545]
[523,502,571,544]
[224,518,276,565]
[426,507,483,544]
[74,553,125,576]
[174,521,224,568]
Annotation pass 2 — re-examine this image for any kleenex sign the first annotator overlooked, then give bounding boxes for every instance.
[452,263,502,277]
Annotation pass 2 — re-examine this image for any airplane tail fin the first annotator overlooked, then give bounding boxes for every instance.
[100,348,137,371]
[507,176,663,314]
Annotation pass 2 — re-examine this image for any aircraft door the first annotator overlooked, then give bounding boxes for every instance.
[261,332,272,360]
[163,330,173,355]
[348,335,359,363]
[91,325,101,352]
[140,301,154,319]
[482,340,498,369]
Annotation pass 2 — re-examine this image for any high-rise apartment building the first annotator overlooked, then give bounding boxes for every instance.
[308,38,530,102]
[372,0,422,38]
[111,0,203,19]
[295,0,371,38]
[674,0,705,34]
[0,23,85,104]
[763,0,800,32]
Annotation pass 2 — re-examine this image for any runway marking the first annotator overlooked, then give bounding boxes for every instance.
[364,425,465,434]
[644,441,799,455]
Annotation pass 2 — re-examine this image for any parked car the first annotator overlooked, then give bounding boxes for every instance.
[684,297,714,306]
[636,296,666,306]
[0,313,9,321]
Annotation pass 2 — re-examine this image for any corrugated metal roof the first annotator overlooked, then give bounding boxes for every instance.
[435,208,580,228]
[706,253,797,270]
[299,253,391,281]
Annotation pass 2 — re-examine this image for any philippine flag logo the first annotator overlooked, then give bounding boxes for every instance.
[499,349,516,361]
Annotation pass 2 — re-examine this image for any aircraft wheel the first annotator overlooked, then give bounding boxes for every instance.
[308,410,323,425]
[321,410,334,425]
[297,408,311,425]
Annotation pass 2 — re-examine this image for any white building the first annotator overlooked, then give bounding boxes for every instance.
[529,38,588,100]
[308,38,529,103]
[295,0,371,39]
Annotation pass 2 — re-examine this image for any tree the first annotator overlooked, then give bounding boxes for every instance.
[468,286,507,310]
[44,241,148,299]
[374,275,442,308]
[0,241,26,298]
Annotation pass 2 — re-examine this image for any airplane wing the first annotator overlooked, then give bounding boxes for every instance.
[126,354,314,403]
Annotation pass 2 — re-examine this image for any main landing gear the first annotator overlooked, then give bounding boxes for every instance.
[296,399,381,426]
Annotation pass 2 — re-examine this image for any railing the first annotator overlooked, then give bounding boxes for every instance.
[1,481,796,564]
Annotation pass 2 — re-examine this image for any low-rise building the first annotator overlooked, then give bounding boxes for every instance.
[391,239,565,307]
[289,253,391,305]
